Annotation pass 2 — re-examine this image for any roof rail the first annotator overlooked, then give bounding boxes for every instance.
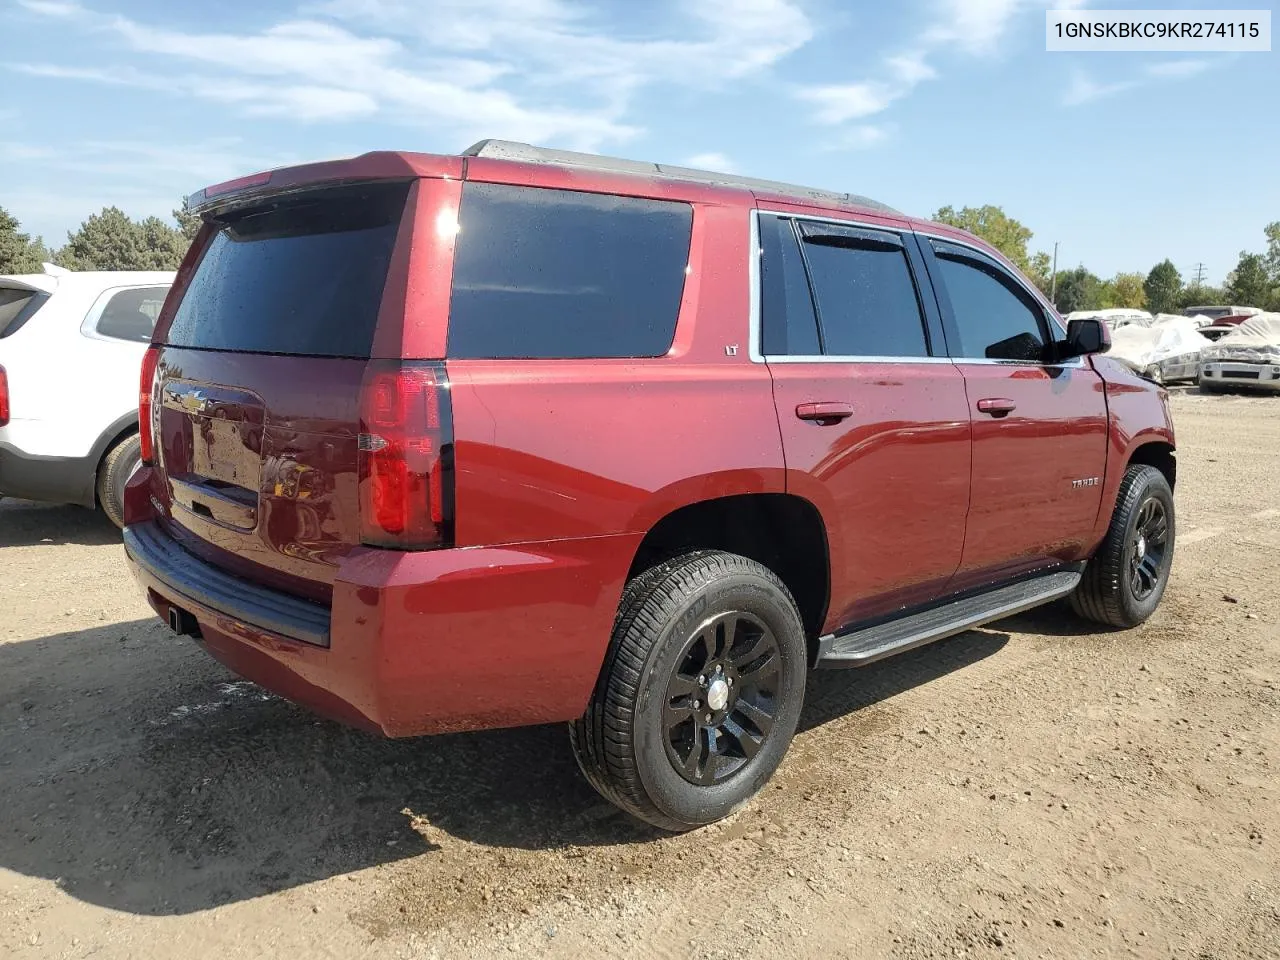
[460,140,901,216]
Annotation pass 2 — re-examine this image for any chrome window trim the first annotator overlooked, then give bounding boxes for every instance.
[749,208,941,366]
[762,354,956,365]
[951,357,1086,368]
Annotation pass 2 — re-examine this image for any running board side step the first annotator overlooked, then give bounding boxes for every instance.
[815,569,1083,669]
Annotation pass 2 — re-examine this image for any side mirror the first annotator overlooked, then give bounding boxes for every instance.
[1063,317,1111,359]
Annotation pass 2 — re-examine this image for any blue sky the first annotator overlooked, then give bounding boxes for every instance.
[1,0,1275,284]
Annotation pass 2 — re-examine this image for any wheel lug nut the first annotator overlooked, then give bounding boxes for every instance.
[692,700,700,709]
[705,714,713,723]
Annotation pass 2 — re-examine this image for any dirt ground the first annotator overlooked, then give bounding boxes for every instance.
[2,387,1278,960]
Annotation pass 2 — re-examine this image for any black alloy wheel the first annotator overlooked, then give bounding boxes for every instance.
[1128,497,1170,601]
[663,611,781,786]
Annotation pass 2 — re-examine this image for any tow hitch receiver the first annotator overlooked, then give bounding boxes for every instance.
[167,604,201,638]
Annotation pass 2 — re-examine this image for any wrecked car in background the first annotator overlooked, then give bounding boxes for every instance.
[1200,313,1280,392]
[1066,308,1153,330]
[1107,313,1213,384]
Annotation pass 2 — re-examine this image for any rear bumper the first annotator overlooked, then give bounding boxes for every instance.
[1200,361,1280,391]
[123,516,641,737]
[0,440,96,507]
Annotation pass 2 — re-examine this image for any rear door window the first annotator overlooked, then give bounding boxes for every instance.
[759,215,821,356]
[447,183,693,359]
[88,286,170,343]
[796,223,930,358]
[165,183,409,358]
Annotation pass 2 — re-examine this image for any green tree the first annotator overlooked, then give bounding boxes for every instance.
[1263,221,1280,285]
[1143,260,1182,315]
[1224,251,1275,309]
[933,205,1034,268]
[1026,250,1053,295]
[1177,285,1228,312]
[173,201,200,242]
[1052,266,1104,314]
[58,206,192,271]
[1100,272,1147,310]
[0,207,51,274]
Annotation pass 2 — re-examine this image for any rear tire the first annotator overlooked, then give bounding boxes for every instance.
[1070,464,1174,628]
[96,433,141,529]
[570,551,807,831]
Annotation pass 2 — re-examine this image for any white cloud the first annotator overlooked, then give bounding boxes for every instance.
[797,82,902,124]
[15,0,85,17]
[1145,59,1211,79]
[922,0,1085,55]
[1064,58,1218,106]
[1063,70,1135,105]
[15,0,813,152]
[796,0,1083,144]
[826,125,891,151]
[683,152,736,173]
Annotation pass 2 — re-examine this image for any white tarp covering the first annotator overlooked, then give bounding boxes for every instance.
[1157,312,1213,328]
[1202,313,1280,365]
[1107,315,1213,380]
[1067,308,1153,329]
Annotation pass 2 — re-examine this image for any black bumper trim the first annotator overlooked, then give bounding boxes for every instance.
[123,521,331,647]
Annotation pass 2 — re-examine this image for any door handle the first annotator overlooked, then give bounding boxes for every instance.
[795,402,854,424]
[976,397,1016,417]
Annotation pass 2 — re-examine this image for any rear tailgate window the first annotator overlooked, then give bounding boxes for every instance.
[165,182,409,358]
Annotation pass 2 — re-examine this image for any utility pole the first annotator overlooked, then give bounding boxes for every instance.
[1189,262,1207,289]
[1050,242,1059,303]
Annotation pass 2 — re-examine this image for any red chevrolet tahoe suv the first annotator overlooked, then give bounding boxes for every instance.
[123,141,1177,831]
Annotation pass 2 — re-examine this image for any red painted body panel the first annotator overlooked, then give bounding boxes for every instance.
[123,147,1176,739]
[767,362,971,630]
[951,362,1109,583]
[1085,356,1177,549]
[129,527,641,735]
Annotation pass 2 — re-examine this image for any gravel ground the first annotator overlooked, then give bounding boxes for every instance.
[1,388,1277,960]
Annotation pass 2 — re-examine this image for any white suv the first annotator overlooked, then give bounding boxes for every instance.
[0,264,175,526]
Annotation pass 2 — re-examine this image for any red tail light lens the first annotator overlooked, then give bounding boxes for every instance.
[138,345,161,463]
[358,360,454,549]
[0,365,9,427]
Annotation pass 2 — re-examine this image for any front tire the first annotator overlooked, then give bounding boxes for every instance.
[96,433,141,529]
[1071,464,1175,628]
[570,551,807,831]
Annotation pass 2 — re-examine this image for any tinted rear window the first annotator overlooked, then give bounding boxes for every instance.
[165,183,408,358]
[447,183,693,359]
[0,287,48,339]
[801,236,930,358]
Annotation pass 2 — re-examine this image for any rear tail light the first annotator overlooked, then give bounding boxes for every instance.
[139,345,161,463]
[0,365,9,427]
[357,360,454,549]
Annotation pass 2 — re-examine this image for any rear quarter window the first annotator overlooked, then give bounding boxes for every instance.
[447,183,693,359]
[88,286,170,343]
